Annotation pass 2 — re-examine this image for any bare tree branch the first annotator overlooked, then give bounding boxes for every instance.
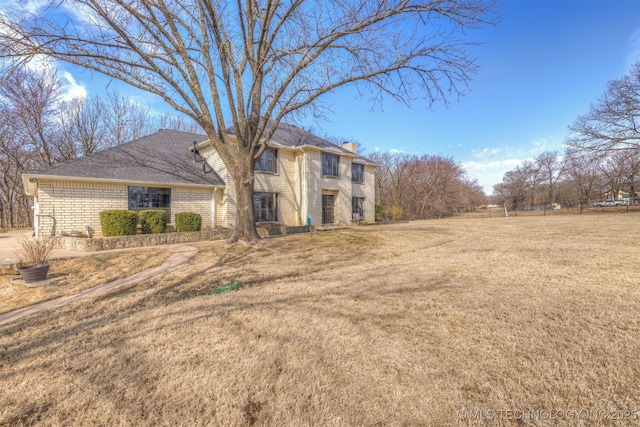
[0,0,498,241]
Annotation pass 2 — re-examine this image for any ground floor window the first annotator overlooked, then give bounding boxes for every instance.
[352,197,365,221]
[128,187,171,218]
[254,192,278,222]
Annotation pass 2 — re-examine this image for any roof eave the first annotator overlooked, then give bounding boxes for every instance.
[22,173,225,190]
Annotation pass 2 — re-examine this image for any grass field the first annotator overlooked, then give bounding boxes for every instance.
[1,215,639,426]
[0,249,172,314]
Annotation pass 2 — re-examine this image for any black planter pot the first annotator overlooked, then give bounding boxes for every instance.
[18,264,50,284]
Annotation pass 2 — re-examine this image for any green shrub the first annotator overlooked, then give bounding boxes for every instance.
[139,210,167,234]
[175,212,201,232]
[99,210,139,237]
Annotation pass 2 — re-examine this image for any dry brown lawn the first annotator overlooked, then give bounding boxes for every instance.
[1,215,639,426]
[0,249,172,314]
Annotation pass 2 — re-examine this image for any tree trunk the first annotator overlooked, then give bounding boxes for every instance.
[228,158,260,243]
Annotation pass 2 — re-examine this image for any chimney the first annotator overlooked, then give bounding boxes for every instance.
[341,141,357,153]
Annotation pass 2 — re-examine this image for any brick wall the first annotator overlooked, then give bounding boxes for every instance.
[254,148,303,226]
[37,180,127,237]
[304,150,374,225]
[352,165,377,223]
[36,180,215,237]
[171,187,214,228]
[199,144,376,228]
[202,148,236,228]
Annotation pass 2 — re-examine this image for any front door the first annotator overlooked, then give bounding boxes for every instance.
[322,195,335,224]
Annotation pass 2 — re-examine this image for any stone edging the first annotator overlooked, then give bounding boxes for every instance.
[54,228,232,252]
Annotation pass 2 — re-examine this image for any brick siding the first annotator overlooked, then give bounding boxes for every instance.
[36,180,214,237]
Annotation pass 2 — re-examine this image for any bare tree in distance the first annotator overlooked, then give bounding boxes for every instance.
[567,61,640,153]
[562,149,604,205]
[0,68,64,167]
[59,96,108,157]
[370,151,482,220]
[598,149,640,201]
[156,112,203,134]
[535,151,565,204]
[102,91,154,146]
[493,164,532,211]
[0,0,498,242]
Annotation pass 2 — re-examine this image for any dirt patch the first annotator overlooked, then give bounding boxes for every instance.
[1,218,640,426]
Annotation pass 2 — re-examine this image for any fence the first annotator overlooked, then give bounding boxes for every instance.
[458,203,640,219]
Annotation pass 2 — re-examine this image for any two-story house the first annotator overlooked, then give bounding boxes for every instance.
[22,123,376,238]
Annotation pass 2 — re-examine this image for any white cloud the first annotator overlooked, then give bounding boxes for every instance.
[20,56,88,101]
[462,134,567,194]
[60,71,87,101]
[0,0,48,14]
[471,147,502,159]
[462,158,524,194]
[530,137,551,153]
[627,26,640,67]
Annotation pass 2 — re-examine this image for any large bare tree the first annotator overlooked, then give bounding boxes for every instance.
[0,0,497,241]
[535,151,565,204]
[567,61,640,153]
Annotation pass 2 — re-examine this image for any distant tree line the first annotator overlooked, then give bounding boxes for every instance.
[0,68,201,229]
[370,151,486,220]
[494,61,640,209]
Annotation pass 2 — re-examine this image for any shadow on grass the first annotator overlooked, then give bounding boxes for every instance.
[0,229,463,424]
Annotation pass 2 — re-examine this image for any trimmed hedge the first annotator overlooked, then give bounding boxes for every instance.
[175,212,202,232]
[99,210,138,237]
[139,210,167,234]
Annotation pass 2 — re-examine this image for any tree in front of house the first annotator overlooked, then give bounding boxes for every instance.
[0,0,498,242]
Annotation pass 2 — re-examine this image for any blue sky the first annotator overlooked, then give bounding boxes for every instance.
[305,0,640,193]
[6,0,639,194]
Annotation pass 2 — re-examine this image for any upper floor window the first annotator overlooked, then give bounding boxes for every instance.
[255,147,278,173]
[351,163,364,183]
[322,153,340,177]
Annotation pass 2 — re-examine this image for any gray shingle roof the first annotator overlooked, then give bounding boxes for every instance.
[228,122,376,165]
[28,130,225,187]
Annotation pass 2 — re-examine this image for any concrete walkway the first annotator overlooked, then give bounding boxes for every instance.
[0,229,94,260]
[0,244,198,326]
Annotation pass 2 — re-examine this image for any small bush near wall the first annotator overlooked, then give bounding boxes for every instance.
[390,205,404,221]
[139,210,167,234]
[99,210,139,237]
[175,212,202,232]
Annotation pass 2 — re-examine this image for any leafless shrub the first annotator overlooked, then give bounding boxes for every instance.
[14,236,55,266]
